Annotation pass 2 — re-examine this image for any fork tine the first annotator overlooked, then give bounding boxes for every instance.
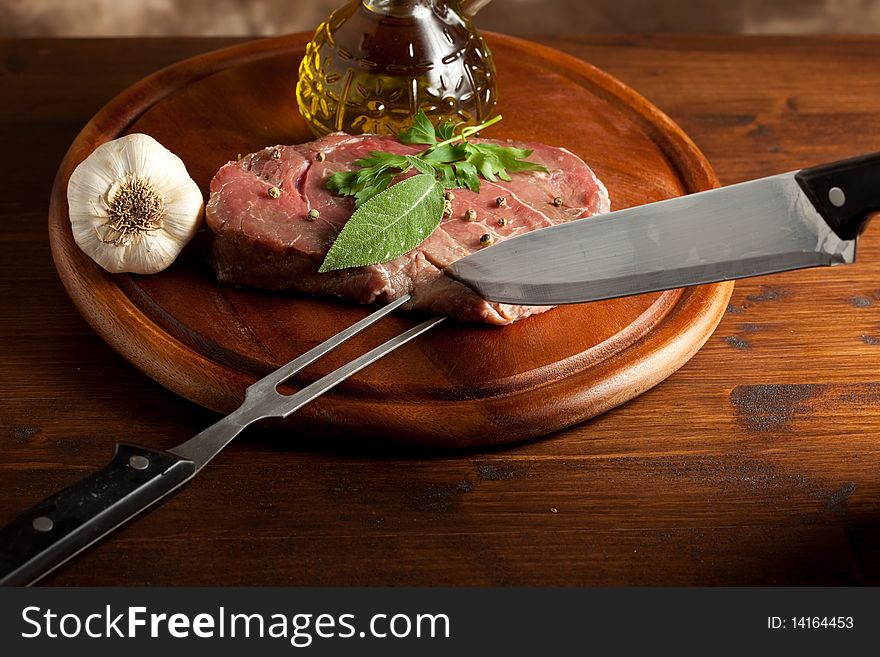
[249,293,412,394]
[274,314,446,418]
[171,298,443,470]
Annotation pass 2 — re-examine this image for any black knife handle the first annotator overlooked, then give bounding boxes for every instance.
[0,443,196,586]
[795,151,880,240]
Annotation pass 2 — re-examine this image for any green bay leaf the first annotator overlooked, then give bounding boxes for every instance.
[319,174,444,272]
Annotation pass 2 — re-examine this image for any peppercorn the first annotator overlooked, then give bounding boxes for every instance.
[552,196,563,207]
[497,217,508,227]
[270,147,281,160]
[496,196,507,208]
[445,190,455,201]
[315,151,326,162]
[464,208,477,222]
[267,186,281,198]
[307,208,320,221]
[479,233,494,247]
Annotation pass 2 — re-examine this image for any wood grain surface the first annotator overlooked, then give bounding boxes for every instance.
[46,33,731,447]
[1,35,879,585]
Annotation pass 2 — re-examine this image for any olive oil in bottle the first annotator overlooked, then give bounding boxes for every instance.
[296,0,497,136]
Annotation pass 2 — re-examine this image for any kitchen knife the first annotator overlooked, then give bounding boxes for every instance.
[445,153,879,304]
[2,153,875,586]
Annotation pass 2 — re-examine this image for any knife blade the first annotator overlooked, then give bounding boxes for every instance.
[445,152,880,304]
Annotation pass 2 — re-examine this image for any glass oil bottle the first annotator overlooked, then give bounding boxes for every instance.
[296,0,497,136]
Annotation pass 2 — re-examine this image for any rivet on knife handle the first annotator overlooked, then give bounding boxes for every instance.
[795,151,880,240]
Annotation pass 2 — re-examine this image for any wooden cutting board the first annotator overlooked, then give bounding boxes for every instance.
[47,32,733,448]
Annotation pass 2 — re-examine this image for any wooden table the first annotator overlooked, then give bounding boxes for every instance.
[1,36,878,586]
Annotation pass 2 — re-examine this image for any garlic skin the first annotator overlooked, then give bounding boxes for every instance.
[67,133,204,274]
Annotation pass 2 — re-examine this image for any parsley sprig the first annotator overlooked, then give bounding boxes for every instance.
[318,112,548,272]
[326,111,547,207]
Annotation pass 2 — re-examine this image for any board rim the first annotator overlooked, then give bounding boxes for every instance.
[47,32,734,447]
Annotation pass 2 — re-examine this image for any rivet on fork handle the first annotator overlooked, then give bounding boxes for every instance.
[0,296,443,585]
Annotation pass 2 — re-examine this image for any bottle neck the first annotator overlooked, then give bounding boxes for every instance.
[460,0,490,16]
[362,0,438,18]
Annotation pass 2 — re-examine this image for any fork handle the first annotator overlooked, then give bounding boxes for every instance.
[0,443,196,586]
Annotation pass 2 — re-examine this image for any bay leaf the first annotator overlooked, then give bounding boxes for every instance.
[319,174,445,272]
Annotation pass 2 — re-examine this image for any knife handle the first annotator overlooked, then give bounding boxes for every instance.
[0,443,196,586]
[795,152,880,240]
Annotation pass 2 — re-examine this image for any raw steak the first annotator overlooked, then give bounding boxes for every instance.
[207,133,610,324]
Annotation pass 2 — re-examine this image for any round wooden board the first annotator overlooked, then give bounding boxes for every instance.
[48,33,733,448]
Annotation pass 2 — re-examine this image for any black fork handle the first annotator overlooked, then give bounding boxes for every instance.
[0,443,195,586]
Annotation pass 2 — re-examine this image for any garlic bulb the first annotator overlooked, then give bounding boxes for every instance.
[67,133,204,274]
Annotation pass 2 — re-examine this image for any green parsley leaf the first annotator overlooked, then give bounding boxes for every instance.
[436,121,457,141]
[326,170,362,197]
[327,152,415,207]
[397,110,437,146]
[464,142,547,183]
[465,143,503,181]
[405,155,438,175]
[352,152,410,170]
[324,113,546,207]
[452,161,480,192]
[423,143,468,164]
[352,172,395,207]
[319,174,444,272]
[470,143,547,174]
